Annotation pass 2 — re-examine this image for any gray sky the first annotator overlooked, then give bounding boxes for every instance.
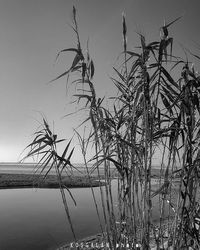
[0,0,200,163]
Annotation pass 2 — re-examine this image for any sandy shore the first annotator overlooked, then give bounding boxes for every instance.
[0,173,104,189]
[56,229,171,250]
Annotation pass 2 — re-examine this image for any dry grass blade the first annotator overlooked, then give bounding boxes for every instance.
[55,48,80,62]
[165,16,182,29]
[63,185,77,206]
[49,69,71,84]
[122,13,127,52]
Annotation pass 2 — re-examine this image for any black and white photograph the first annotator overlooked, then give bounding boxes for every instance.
[0,0,200,249]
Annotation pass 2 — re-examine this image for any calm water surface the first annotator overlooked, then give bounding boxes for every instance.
[0,168,172,250]
[0,186,107,250]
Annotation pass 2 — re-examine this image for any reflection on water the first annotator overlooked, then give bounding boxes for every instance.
[0,179,173,250]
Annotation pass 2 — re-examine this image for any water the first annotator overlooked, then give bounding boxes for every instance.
[0,163,117,176]
[0,163,87,175]
[0,186,105,250]
[0,164,173,249]
[0,179,174,250]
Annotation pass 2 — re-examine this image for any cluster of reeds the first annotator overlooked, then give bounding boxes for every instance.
[24,7,200,249]
[22,118,78,241]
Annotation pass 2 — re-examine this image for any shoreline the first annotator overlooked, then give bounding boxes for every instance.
[0,173,104,189]
[56,216,175,249]
[56,225,172,250]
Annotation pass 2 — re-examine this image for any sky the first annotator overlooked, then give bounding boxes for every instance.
[0,0,200,163]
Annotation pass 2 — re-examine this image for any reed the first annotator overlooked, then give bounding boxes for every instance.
[22,118,77,242]
[24,7,200,249]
